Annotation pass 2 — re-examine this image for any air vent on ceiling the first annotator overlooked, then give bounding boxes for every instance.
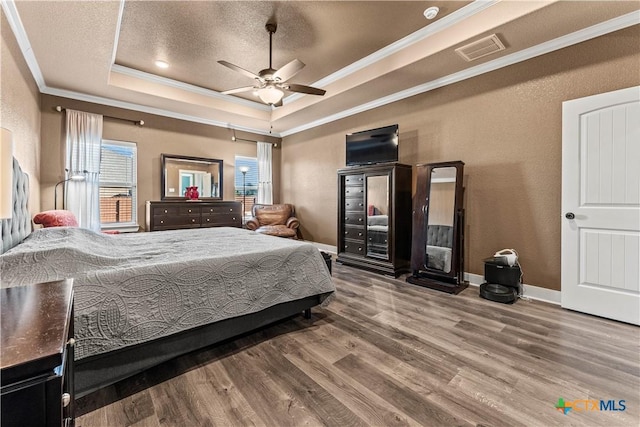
[455,34,505,62]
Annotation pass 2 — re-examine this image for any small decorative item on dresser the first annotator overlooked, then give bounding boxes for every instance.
[185,186,199,200]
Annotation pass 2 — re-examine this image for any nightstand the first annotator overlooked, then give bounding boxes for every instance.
[1,279,74,427]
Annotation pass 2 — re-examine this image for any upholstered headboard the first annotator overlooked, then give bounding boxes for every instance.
[427,224,453,249]
[1,158,31,254]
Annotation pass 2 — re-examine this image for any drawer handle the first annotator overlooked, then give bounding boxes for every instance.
[188,209,192,213]
[164,209,168,213]
[229,208,233,211]
[206,218,210,222]
[345,217,350,221]
[233,217,236,220]
[160,220,164,224]
[62,393,71,408]
[345,245,348,249]
[358,247,362,251]
[67,338,75,346]
[358,218,363,222]
[359,203,364,207]
[358,232,362,236]
[191,219,196,223]
[345,231,349,235]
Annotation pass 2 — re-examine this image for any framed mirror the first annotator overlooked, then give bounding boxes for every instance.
[161,154,223,200]
[366,174,390,260]
[406,160,467,294]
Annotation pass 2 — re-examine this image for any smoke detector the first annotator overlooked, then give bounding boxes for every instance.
[424,6,439,20]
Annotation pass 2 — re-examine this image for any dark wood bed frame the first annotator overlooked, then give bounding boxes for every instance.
[0,158,332,398]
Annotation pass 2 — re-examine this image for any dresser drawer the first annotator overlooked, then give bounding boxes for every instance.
[179,206,201,215]
[343,225,365,241]
[201,213,241,227]
[344,212,365,225]
[344,198,365,211]
[343,239,365,256]
[344,186,365,197]
[202,204,240,215]
[344,174,364,186]
[155,215,200,228]
[153,206,179,216]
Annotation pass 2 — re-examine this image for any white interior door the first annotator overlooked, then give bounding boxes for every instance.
[561,86,640,325]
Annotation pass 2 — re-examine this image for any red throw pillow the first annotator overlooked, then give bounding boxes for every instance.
[33,210,79,227]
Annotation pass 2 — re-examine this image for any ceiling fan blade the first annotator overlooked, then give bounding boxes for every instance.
[273,59,305,82]
[221,86,256,95]
[284,84,326,96]
[218,60,261,81]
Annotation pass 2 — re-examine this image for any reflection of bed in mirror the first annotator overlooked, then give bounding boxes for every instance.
[367,213,388,258]
[426,224,453,273]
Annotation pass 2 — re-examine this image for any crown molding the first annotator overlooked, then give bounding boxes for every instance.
[110,64,272,111]
[41,86,280,137]
[280,10,640,137]
[284,0,499,105]
[1,0,45,89]
[5,0,638,139]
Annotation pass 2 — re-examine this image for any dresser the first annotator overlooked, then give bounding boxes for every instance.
[336,163,412,276]
[146,200,242,231]
[1,279,74,427]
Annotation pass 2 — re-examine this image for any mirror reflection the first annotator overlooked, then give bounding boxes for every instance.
[162,154,223,199]
[366,175,390,260]
[425,166,457,273]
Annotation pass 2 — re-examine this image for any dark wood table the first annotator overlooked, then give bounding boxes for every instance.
[1,279,74,426]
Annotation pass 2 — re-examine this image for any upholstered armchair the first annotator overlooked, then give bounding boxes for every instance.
[246,204,299,239]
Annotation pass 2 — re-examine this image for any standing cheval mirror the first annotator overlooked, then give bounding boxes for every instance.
[406,160,467,294]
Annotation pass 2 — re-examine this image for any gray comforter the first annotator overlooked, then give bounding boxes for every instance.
[0,227,334,359]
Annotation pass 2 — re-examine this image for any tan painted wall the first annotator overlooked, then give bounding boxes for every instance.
[1,10,41,215]
[40,95,281,230]
[281,26,640,290]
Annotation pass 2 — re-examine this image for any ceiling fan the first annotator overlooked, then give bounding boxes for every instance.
[218,23,326,107]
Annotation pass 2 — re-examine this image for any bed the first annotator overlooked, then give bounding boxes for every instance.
[0,159,334,396]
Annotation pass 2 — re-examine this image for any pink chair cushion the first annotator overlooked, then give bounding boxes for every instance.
[33,210,79,227]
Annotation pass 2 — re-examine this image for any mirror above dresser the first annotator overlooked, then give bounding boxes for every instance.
[161,154,223,200]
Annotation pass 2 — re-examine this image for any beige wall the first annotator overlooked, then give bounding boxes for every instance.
[1,10,41,215]
[281,26,640,291]
[39,95,281,229]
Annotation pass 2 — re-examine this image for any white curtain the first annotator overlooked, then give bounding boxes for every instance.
[65,109,103,231]
[257,141,273,204]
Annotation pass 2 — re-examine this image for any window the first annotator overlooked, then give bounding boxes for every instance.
[100,140,137,230]
[235,156,258,218]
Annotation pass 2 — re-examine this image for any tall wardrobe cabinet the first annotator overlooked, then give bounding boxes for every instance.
[336,163,412,277]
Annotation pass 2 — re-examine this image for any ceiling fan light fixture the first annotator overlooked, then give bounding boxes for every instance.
[257,85,284,105]
[154,60,169,69]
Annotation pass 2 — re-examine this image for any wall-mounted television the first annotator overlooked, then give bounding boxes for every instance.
[346,124,399,166]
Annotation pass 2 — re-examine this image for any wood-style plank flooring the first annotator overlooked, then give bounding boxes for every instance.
[76,263,640,426]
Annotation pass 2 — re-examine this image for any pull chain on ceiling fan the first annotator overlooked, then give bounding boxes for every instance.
[218,23,326,107]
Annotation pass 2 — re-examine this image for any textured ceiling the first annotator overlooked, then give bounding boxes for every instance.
[8,0,640,136]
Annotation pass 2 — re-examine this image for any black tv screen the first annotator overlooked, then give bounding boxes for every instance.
[346,124,399,166]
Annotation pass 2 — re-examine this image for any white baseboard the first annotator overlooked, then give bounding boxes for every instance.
[465,272,561,305]
[307,243,561,306]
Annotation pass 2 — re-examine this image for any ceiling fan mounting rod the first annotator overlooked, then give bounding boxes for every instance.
[266,23,277,71]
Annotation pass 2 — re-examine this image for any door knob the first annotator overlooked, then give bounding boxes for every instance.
[565,212,575,220]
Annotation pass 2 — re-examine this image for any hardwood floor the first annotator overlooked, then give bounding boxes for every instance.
[76,263,640,427]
